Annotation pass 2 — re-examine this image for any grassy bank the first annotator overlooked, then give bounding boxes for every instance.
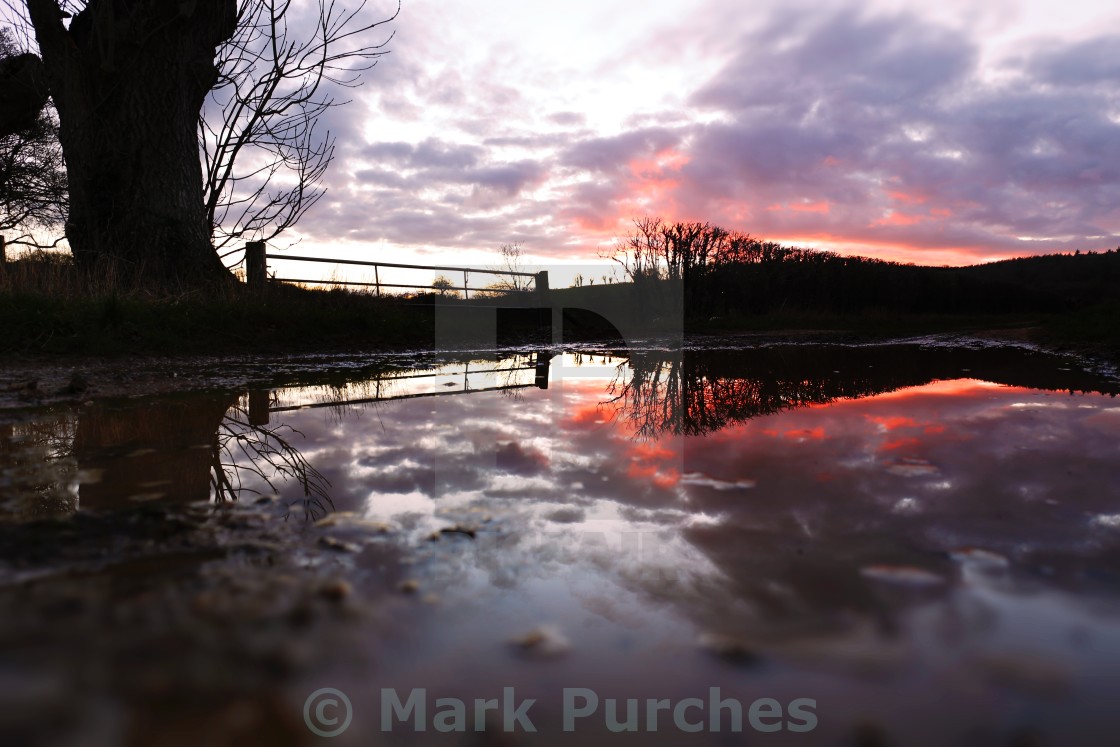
[687,310,1045,337]
[0,286,443,356]
[1034,302,1120,357]
[0,254,443,355]
[2,254,1117,359]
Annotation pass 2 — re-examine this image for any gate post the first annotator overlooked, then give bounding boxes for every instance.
[245,241,267,289]
[248,390,271,426]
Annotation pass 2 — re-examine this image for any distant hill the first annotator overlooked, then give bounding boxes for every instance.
[958,250,1120,309]
[554,244,1119,323]
[680,248,1120,318]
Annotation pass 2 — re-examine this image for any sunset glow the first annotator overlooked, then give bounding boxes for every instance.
[273,0,1120,274]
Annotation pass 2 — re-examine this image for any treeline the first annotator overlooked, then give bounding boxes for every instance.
[614,345,1120,438]
[608,217,1120,319]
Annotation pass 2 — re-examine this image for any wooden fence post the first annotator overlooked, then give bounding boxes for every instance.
[245,241,266,288]
[535,270,549,300]
[248,390,271,426]
[534,351,551,390]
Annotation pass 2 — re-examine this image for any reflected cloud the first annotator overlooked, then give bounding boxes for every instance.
[5,343,1120,742]
[240,344,1120,659]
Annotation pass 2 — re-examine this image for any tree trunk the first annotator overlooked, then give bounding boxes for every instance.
[0,53,49,138]
[73,394,239,510]
[26,0,236,288]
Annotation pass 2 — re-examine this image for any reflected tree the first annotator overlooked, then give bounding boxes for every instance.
[3,393,331,520]
[605,352,850,439]
[0,413,79,518]
[214,394,332,520]
[604,344,1120,441]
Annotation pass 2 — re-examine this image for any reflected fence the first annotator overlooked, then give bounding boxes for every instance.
[248,353,553,426]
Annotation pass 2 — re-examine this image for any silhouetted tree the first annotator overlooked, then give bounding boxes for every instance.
[0,22,47,138]
[432,275,455,297]
[0,27,65,241]
[5,0,396,288]
[488,242,532,292]
[204,0,397,263]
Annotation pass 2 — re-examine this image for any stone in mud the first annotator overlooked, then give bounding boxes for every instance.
[510,625,570,658]
[63,372,89,395]
[850,720,892,747]
[435,525,477,539]
[318,536,361,553]
[314,512,392,533]
[697,632,761,666]
[859,565,945,586]
[974,652,1071,698]
[318,579,352,603]
[949,547,1010,569]
[5,379,37,392]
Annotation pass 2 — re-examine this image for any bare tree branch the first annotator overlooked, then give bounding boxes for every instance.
[0,26,66,236]
[202,0,399,261]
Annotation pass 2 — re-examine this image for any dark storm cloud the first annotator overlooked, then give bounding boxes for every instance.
[298,135,551,246]
[466,161,546,196]
[306,4,1120,260]
[671,10,1120,255]
[548,111,586,127]
[362,139,485,170]
[483,132,582,149]
[1027,34,1120,86]
[494,441,549,476]
[691,10,975,113]
[354,141,543,197]
[563,128,682,173]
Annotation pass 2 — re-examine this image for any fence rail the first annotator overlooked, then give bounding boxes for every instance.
[247,353,552,424]
[245,242,548,300]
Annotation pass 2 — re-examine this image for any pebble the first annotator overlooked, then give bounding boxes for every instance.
[64,372,89,395]
[697,632,760,666]
[313,512,392,533]
[510,625,570,658]
[318,536,361,553]
[429,525,477,541]
[318,580,351,603]
[950,547,1010,569]
[975,652,1071,697]
[860,564,946,586]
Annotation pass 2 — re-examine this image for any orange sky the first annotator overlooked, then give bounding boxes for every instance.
[253,0,1120,279]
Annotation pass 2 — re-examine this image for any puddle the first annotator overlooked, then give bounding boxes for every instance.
[2,343,1119,745]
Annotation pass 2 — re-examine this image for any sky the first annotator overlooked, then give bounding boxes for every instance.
[281,0,1120,275]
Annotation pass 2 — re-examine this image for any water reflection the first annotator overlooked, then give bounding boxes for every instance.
[214,396,333,518]
[3,343,1120,744]
[0,354,557,520]
[0,393,333,520]
[0,414,80,516]
[261,344,1120,745]
[612,344,1120,438]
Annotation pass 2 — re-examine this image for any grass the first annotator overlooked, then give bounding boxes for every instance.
[2,252,1117,359]
[687,309,1046,336]
[0,252,444,356]
[1035,301,1120,354]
